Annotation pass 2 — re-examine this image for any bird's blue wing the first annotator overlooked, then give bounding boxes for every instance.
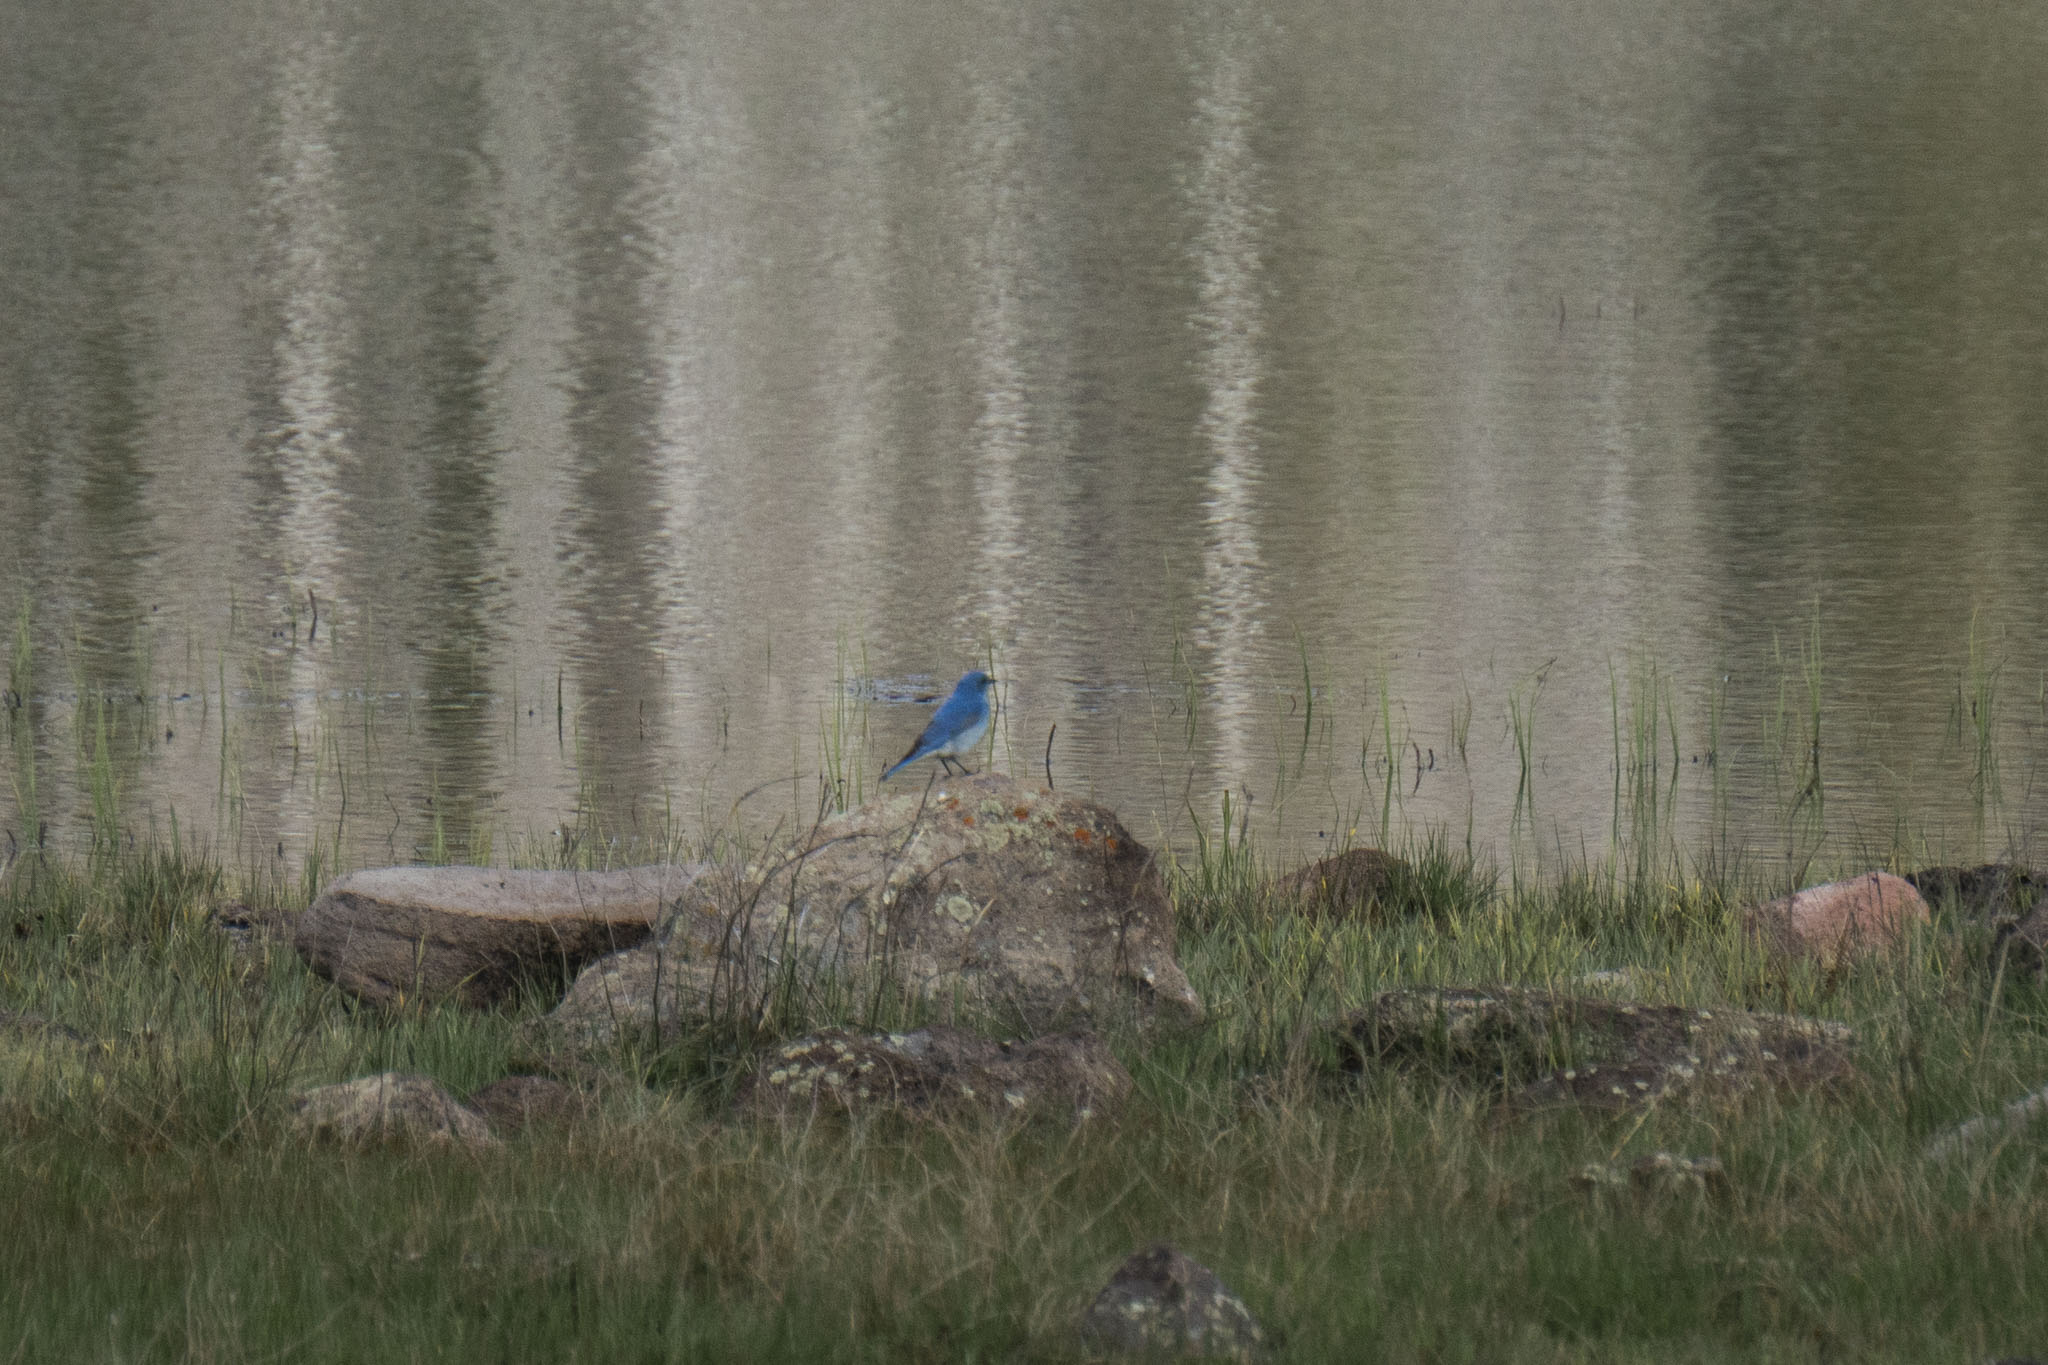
[927,689,981,737]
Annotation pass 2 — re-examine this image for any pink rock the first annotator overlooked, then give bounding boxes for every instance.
[1742,872,1929,965]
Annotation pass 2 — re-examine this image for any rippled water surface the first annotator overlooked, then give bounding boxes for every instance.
[4,0,2047,879]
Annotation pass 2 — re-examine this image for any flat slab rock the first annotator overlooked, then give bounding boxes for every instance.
[1337,986,1857,1110]
[737,1025,1130,1124]
[296,864,706,1007]
[1079,1243,1268,1361]
[546,775,1201,1046]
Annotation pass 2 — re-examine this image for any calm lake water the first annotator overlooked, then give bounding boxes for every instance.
[3,0,2047,883]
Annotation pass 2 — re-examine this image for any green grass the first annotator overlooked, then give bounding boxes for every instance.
[4,818,2048,1363]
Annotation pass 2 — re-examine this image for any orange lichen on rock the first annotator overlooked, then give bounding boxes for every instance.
[1073,828,1093,844]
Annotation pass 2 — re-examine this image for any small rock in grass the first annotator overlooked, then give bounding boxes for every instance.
[1268,848,1412,921]
[1573,967,1652,994]
[1574,1152,1728,1197]
[1740,872,1929,967]
[292,1073,495,1148]
[1925,1083,2048,1162]
[737,1025,1130,1125]
[0,1010,104,1101]
[465,1075,586,1134]
[207,901,297,956]
[0,1009,94,1050]
[1078,1243,1268,1361]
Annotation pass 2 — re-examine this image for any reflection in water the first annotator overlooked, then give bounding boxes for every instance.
[473,5,583,842]
[3,0,2048,878]
[268,29,349,618]
[557,8,683,831]
[389,23,506,851]
[639,4,730,815]
[264,30,352,849]
[966,69,1033,650]
[1186,10,1269,790]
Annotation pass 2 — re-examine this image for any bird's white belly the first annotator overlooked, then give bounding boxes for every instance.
[936,713,990,756]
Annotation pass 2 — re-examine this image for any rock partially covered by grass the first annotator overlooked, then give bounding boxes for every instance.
[1338,987,1856,1110]
[1992,898,2048,981]
[463,1075,588,1134]
[737,1025,1130,1124]
[1925,1082,2048,1162]
[1078,1243,1268,1361]
[291,1073,496,1148]
[1905,862,2041,923]
[1740,871,1929,967]
[1573,1151,1729,1198]
[1267,847,1409,921]
[295,864,701,1007]
[546,774,1202,1048]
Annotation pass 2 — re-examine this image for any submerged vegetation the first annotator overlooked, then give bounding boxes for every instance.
[4,609,2048,1359]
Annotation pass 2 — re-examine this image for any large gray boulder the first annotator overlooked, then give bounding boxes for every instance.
[546,774,1202,1048]
[295,864,703,1007]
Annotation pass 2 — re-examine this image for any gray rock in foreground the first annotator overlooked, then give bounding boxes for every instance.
[1079,1243,1268,1361]
[736,1025,1131,1124]
[1338,986,1856,1110]
[296,864,705,1007]
[546,775,1202,1047]
[291,1073,495,1147]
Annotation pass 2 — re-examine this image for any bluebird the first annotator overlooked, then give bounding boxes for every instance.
[881,670,996,780]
